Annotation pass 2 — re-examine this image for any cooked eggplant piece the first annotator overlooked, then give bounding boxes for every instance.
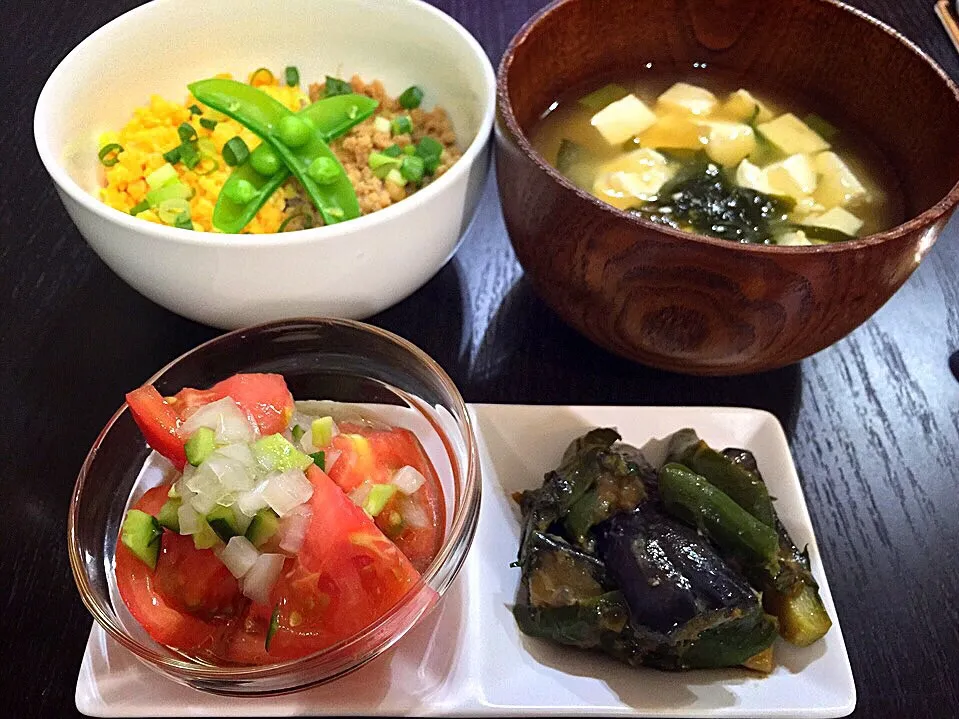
[594,505,769,641]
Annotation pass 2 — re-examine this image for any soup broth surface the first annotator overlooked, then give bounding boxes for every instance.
[531,71,903,245]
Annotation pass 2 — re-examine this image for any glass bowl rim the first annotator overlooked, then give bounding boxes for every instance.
[67,317,481,682]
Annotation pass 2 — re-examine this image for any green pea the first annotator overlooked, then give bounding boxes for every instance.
[226,178,256,204]
[277,116,311,148]
[249,144,281,176]
[307,157,341,185]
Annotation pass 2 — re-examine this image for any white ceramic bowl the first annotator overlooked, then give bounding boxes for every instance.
[35,0,495,328]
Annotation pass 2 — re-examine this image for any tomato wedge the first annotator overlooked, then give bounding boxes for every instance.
[126,385,186,469]
[327,424,445,572]
[115,487,227,652]
[228,465,421,662]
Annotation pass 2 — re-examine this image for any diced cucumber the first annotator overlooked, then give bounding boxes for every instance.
[252,433,313,472]
[156,497,182,532]
[291,424,305,443]
[311,416,335,448]
[382,510,405,539]
[310,451,325,471]
[245,508,280,547]
[192,519,220,550]
[185,426,216,466]
[121,509,163,569]
[206,505,246,543]
[363,484,398,517]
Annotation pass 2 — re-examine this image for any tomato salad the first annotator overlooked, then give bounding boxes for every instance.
[118,373,444,664]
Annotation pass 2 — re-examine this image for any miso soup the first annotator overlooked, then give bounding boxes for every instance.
[531,75,903,245]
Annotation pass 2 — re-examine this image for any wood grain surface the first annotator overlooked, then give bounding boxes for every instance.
[1,0,958,717]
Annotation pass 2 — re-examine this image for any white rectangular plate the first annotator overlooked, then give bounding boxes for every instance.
[77,405,855,718]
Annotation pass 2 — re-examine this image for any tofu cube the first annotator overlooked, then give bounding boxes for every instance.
[722,89,774,123]
[593,148,674,208]
[639,115,706,150]
[590,94,657,145]
[776,230,813,246]
[700,121,757,167]
[813,151,869,208]
[764,154,818,199]
[657,82,718,116]
[757,113,831,155]
[735,158,771,194]
[801,207,864,236]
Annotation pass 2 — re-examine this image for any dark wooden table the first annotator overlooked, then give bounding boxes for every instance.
[3,0,959,716]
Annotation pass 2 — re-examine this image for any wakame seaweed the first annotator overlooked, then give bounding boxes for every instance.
[632,161,794,244]
[512,427,831,672]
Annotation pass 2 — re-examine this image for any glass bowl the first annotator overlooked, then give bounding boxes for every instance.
[68,318,481,696]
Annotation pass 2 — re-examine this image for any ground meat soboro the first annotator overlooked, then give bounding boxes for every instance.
[307,76,462,215]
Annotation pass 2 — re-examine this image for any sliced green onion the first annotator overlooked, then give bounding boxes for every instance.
[199,117,218,131]
[224,178,256,204]
[416,136,444,174]
[129,200,151,215]
[179,142,200,170]
[146,162,178,190]
[403,144,416,156]
[250,67,274,86]
[194,155,220,175]
[197,138,216,155]
[385,167,407,187]
[382,144,403,158]
[285,66,299,87]
[162,146,181,164]
[178,123,198,143]
[146,181,193,206]
[189,104,203,115]
[98,143,124,167]
[277,212,315,233]
[157,198,191,225]
[307,156,341,185]
[391,115,413,135]
[368,151,402,178]
[174,212,193,230]
[400,154,425,183]
[398,85,424,110]
[223,136,250,166]
[249,144,280,176]
[324,76,352,97]
[373,116,391,134]
[277,116,311,148]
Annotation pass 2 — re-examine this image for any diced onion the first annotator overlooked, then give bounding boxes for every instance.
[242,553,286,604]
[347,480,374,507]
[299,430,318,454]
[391,465,426,495]
[278,507,312,553]
[261,469,314,517]
[177,502,203,535]
[205,454,255,493]
[399,495,429,528]
[217,536,260,578]
[236,481,270,517]
[215,442,256,468]
[189,490,219,515]
[181,396,256,444]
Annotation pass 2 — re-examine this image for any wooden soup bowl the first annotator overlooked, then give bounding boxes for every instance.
[496,0,959,375]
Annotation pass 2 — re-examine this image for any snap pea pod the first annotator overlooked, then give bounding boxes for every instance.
[188,79,361,227]
[212,94,378,233]
[658,463,780,573]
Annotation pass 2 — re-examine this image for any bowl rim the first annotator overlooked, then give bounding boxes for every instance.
[67,317,482,684]
[34,0,496,248]
[496,0,959,255]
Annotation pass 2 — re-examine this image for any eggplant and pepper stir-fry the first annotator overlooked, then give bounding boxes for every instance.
[512,428,832,672]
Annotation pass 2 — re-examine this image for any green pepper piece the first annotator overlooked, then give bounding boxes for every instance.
[658,463,780,572]
[209,92,378,233]
[189,79,362,227]
[667,429,777,527]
